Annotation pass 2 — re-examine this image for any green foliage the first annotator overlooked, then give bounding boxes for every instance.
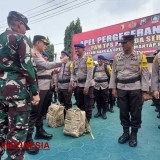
[64,18,82,57]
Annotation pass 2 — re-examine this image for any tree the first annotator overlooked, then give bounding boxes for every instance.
[64,18,82,57]
[45,37,55,61]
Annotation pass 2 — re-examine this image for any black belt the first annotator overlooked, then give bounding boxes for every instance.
[38,75,51,80]
[117,76,141,84]
[58,79,70,83]
[77,79,86,83]
[95,79,108,83]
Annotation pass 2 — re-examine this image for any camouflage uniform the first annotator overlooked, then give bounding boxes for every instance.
[0,28,38,159]
[71,55,95,122]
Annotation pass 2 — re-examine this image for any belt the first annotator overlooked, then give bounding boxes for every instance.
[58,79,70,83]
[95,79,108,83]
[77,79,86,83]
[38,75,51,80]
[117,76,141,84]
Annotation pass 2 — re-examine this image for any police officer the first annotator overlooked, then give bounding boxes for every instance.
[71,43,94,131]
[93,55,110,119]
[0,11,40,160]
[55,51,73,115]
[151,49,160,129]
[26,35,68,154]
[109,35,150,147]
[104,58,115,113]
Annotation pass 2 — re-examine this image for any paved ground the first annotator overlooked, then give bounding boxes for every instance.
[2,100,160,160]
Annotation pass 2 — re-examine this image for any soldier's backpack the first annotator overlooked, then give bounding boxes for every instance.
[63,108,86,137]
[46,103,64,127]
[93,64,110,82]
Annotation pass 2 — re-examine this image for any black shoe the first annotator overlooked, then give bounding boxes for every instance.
[25,141,39,155]
[94,112,101,118]
[118,133,130,144]
[155,108,159,112]
[151,103,155,106]
[129,133,137,147]
[157,113,160,118]
[53,100,57,103]
[109,108,114,113]
[158,125,160,129]
[35,128,53,140]
[102,112,107,119]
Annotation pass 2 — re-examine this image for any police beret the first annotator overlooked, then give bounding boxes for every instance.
[104,58,110,61]
[98,55,106,60]
[7,11,30,30]
[118,35,135,43]
[42,52,49,57]
[61,50,70,57]
[33,35,49,45]
[74,43,85,48]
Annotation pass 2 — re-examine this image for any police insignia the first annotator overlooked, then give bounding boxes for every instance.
[140,53,148,68]
[86,55,93,67]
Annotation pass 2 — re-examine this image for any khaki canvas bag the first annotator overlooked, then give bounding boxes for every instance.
[63,108,86,137]
[46,103,64,127]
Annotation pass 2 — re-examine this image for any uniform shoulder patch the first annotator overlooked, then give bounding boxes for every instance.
[140,53,148,68]
[86,55,94,68]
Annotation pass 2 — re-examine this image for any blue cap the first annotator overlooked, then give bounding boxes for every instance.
[98,55,106,60]
[42,52,49,57]
[61,50,70,57]
[74,43,85,48]
[104,58,110,61]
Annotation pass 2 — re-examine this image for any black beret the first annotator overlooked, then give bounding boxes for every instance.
[33,35,49,45]
[118,35,135,43]
[8,11,30,30]
[98,55,106,60]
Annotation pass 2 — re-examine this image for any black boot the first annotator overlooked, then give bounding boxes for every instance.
[35,127,53,140]
[158,125,160,129]
[157,112,160,118]
[102,105,107,119]
[129,128,138,147]
[26,133,39,155]
[109,105,114,113]
[94,106,101,118]
[118,128,130,144]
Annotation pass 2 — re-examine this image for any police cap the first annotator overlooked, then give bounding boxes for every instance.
[33,35,49,45]
[42,52,49,57]
[74,43,85,48]
[118,35,135,43]
[61,50,70,57]
[98,55,106,60]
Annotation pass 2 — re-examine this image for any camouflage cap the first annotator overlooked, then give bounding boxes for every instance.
[33,35,49,45]
[8,11,30,30]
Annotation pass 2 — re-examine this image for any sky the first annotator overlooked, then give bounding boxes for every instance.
[0,0,159,59]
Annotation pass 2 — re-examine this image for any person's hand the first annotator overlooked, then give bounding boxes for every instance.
[142,93,151,101]
[112,89,117,97]
[61,56,69,63]
[52,68,60,74]
[68,87,73,93]
[83,87,89,95]
[32,94,40,105]
[55,86,58,92]
[154,91,159,99]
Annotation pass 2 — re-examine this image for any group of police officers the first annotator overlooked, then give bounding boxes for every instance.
[0,11,160,160]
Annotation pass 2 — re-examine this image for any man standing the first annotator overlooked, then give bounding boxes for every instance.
[71,43,94,131]
[0,11,40,160]
[26,35,68,154]
[93,55,110,119]
[151,49,160,129]
[109,35,150,147]
[55,51,72,115]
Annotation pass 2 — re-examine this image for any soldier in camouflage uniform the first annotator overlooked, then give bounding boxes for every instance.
[109,35,150,147]
[71,43,95,127]
[55,51,73,116]
[0,11,40,160]
[93,55,110,119]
